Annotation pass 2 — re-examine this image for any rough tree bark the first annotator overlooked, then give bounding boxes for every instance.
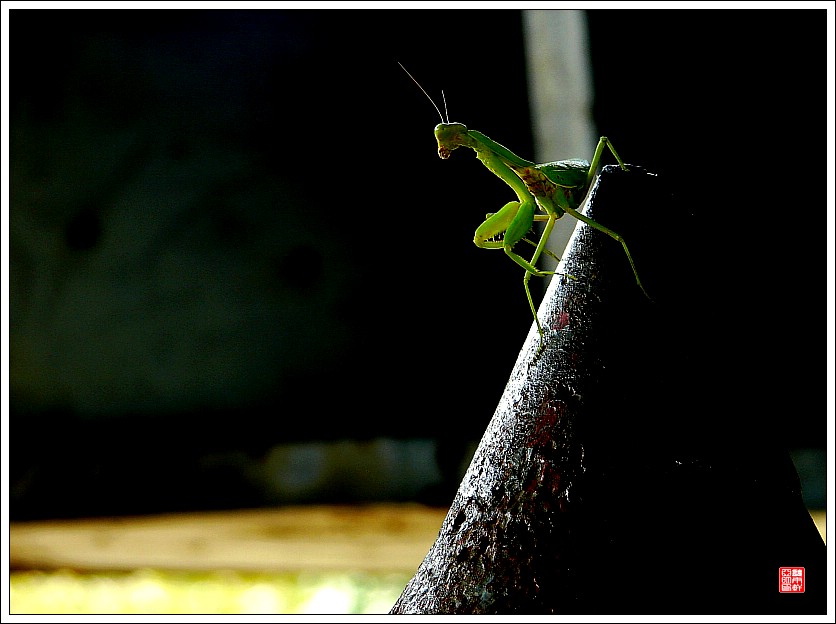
[391,166,825,615]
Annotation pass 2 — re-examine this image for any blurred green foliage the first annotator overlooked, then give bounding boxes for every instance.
[10,568,411,615]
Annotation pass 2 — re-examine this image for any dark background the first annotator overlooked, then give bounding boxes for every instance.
[9,9,824,520]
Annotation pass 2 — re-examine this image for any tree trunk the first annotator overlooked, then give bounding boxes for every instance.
[390,166,825,615]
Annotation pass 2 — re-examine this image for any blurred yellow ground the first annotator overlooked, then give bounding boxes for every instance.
[10,503,445,614]
[809,509,826,543]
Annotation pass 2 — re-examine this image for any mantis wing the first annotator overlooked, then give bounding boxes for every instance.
[536,159,590,188]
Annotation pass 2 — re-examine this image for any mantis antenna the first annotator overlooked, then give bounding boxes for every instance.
[398,61,447,124]
[441,90,449,124]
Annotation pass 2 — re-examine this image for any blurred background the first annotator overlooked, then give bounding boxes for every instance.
[6,6,828,614]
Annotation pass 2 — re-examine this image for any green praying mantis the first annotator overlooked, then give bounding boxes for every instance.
[400,63,650,348]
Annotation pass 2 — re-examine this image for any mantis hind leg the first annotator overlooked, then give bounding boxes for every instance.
[578,139,651,299]
[563,204,651,300]
[502,215,558,343]
[586,136,628,188]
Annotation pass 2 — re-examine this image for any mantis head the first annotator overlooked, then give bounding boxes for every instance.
[434,122,473,159]
[397,63,473,159]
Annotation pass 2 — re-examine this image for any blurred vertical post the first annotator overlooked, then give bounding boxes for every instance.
[523,9,596,270]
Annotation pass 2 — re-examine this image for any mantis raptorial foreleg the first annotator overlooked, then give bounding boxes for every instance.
[472,198,562,340]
